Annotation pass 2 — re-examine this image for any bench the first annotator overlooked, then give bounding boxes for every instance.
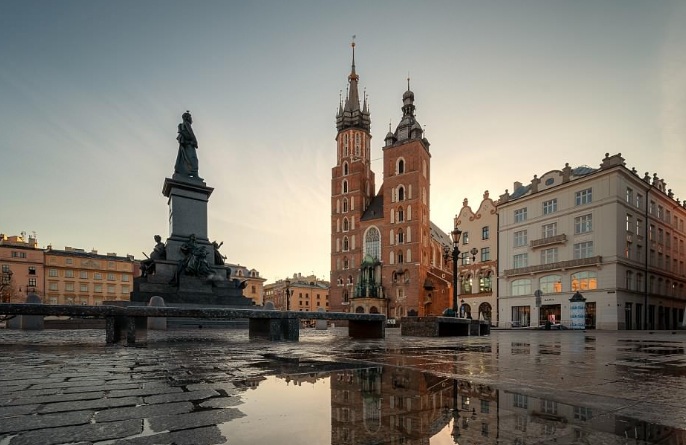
[0,303,386,345]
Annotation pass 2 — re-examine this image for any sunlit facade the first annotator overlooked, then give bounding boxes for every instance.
[498,153,686,330]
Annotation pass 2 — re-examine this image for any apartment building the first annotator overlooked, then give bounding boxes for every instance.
[264,274,329,312]
[497,153,686,330]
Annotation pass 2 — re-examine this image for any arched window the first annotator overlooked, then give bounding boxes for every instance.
[512,279,532,296]
[343,218,349,232]
[347,275,353,284]
[398,186,405,201]
[343,257,349,269]
[397,158,405,174]
[343,236,349,251]
[355,306,365,313]
[571,271,597,291]
[343,198,348,213]
[343,290,349,303]
[398,229,404,244]
[343,162,349,175]
[397,206,404,222]
[540,275,562,293]
[397,250,404,264]
[342,180,348,194]
[365,227,381,260]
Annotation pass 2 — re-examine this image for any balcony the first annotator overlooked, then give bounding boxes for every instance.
[504,255,602,277]
[530,234,567,249]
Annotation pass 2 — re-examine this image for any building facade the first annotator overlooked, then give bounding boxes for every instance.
[263,273,330,312]
[497,153,686,330]
[43,246,135,305]
[454,191,498,324]
[329,43,453,319]
[0,234,45,302]
[227,263,266,305]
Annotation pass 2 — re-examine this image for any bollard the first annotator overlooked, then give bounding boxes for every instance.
[315,307,328,330]
[147,296,167,330]
[21,293,44,331]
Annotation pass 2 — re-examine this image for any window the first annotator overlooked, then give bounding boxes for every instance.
[107,285,115,294]
[94,273,102,280]
[27,266,36,275]
[343,236,349,251]
[514,230,527,247]
[461,274,472,293]
[342,180,348,194]
[574,241,594,259]
[575,188,592,205]
[513,394,528,409]
[80,270,88,279]
[482,226,490,240]
[462,231,469,245]
[397,159,405,174]
[49,269,58,277]
[636,193,643,209]
[122,274,129,282]
[513,254,528,269]
[571,271,597,291]
[626,214,632,232]
[342,198,348,212]
[12,251,26,258]
[514,208,527,223]
[626,187,633,204]
[343,218,349,231]
[541,248,558,264]
[80,283,88,292]
[540,275,562,293]
[397,250,404,264]
[28,278,37,287]
[365,227,381,260]
[543,199,557,215]
[397,206,404,222]
[481,247,490,262]
[122,285,130,294]
[479,272,492,292]
[626,271,634,290]
[49,282,58,291]
[108,261,115,270]
[574,214,592,234]
[397,229,404,244]
[397,186,405,201]
[66,258,73,265]
[542,223,557,238]
[65,282,74,292]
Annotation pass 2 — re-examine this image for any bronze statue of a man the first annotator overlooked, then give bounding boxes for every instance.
[174,111,201,179]
[141,235,166,277]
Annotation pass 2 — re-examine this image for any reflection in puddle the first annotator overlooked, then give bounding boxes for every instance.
[221,363,686,445]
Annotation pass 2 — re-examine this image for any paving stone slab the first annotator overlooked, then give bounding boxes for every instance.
[38,396,141,414]
[108,386,184,398]
[0,409,93,434]
[4,390,105,406]
[8,419,142,445]
[198,396,242,408]
[113,425,225,444]
[95,401,194,423]
[148,408,245,432]
[144,389,219,405]
[0,404,40,418]
[62,382,142,394]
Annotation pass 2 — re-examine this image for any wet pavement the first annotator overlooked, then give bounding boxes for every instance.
[0,327,685,444]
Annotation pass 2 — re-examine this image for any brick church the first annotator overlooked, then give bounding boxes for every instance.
[329,43,454,319]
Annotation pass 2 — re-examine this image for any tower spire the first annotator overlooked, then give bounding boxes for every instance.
[336,37,370,132]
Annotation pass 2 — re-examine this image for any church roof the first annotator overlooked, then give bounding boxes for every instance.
[336,40,371,132]
[361,195,384,221]
[429,221,452,248]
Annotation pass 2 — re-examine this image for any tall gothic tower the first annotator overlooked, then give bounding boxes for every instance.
[330,41,375,311]
[330,45,450,318]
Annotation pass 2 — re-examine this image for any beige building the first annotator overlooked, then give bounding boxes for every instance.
[227,263,265,305]
[454,191,498,325]
[264,273,329,312]
[0,233,45,302]
[44,246,135,305]
[497,153,686,330]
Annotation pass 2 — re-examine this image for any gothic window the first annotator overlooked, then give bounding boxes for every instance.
[397,158,405,174]
[398,229,404,244]
[343,198,348,213]
[398,186,405,201]
[397,206,404,222]
[343,236,349,251]
[365,227,381,260]
[343,162,349,175]
[397,250,404,264]
[343,218,350,232]
[343,257,349,269]
[342,180,348,194]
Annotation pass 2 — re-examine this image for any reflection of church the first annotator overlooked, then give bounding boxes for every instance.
[329,42,454,318]
[329,365,499,444]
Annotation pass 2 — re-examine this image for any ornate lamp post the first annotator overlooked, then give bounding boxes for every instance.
[284,278,293,311]
[450,228,462,316]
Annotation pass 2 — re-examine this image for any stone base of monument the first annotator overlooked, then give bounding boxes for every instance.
[130,260,253,307]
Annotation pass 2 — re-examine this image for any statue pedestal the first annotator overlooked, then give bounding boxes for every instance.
[163,176,214,261]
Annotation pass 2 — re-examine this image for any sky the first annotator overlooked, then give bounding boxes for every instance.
[1,1,685,284]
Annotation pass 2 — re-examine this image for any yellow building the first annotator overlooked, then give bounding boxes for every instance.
[44,246,135,305]
[264,273,330,311]
[228,263,266,305]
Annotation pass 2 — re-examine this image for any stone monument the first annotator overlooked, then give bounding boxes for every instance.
[130,111,253,307]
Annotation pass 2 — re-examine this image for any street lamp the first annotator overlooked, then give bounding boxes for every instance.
[443,228,479,317]
[284,278,293,311]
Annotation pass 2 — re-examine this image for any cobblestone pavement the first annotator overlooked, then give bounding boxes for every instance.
[1,327,685,444]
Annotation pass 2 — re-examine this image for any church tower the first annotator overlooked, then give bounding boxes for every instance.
[330,41,375,312]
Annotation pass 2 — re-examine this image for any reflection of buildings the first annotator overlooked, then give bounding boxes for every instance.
[330,365,499,444]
